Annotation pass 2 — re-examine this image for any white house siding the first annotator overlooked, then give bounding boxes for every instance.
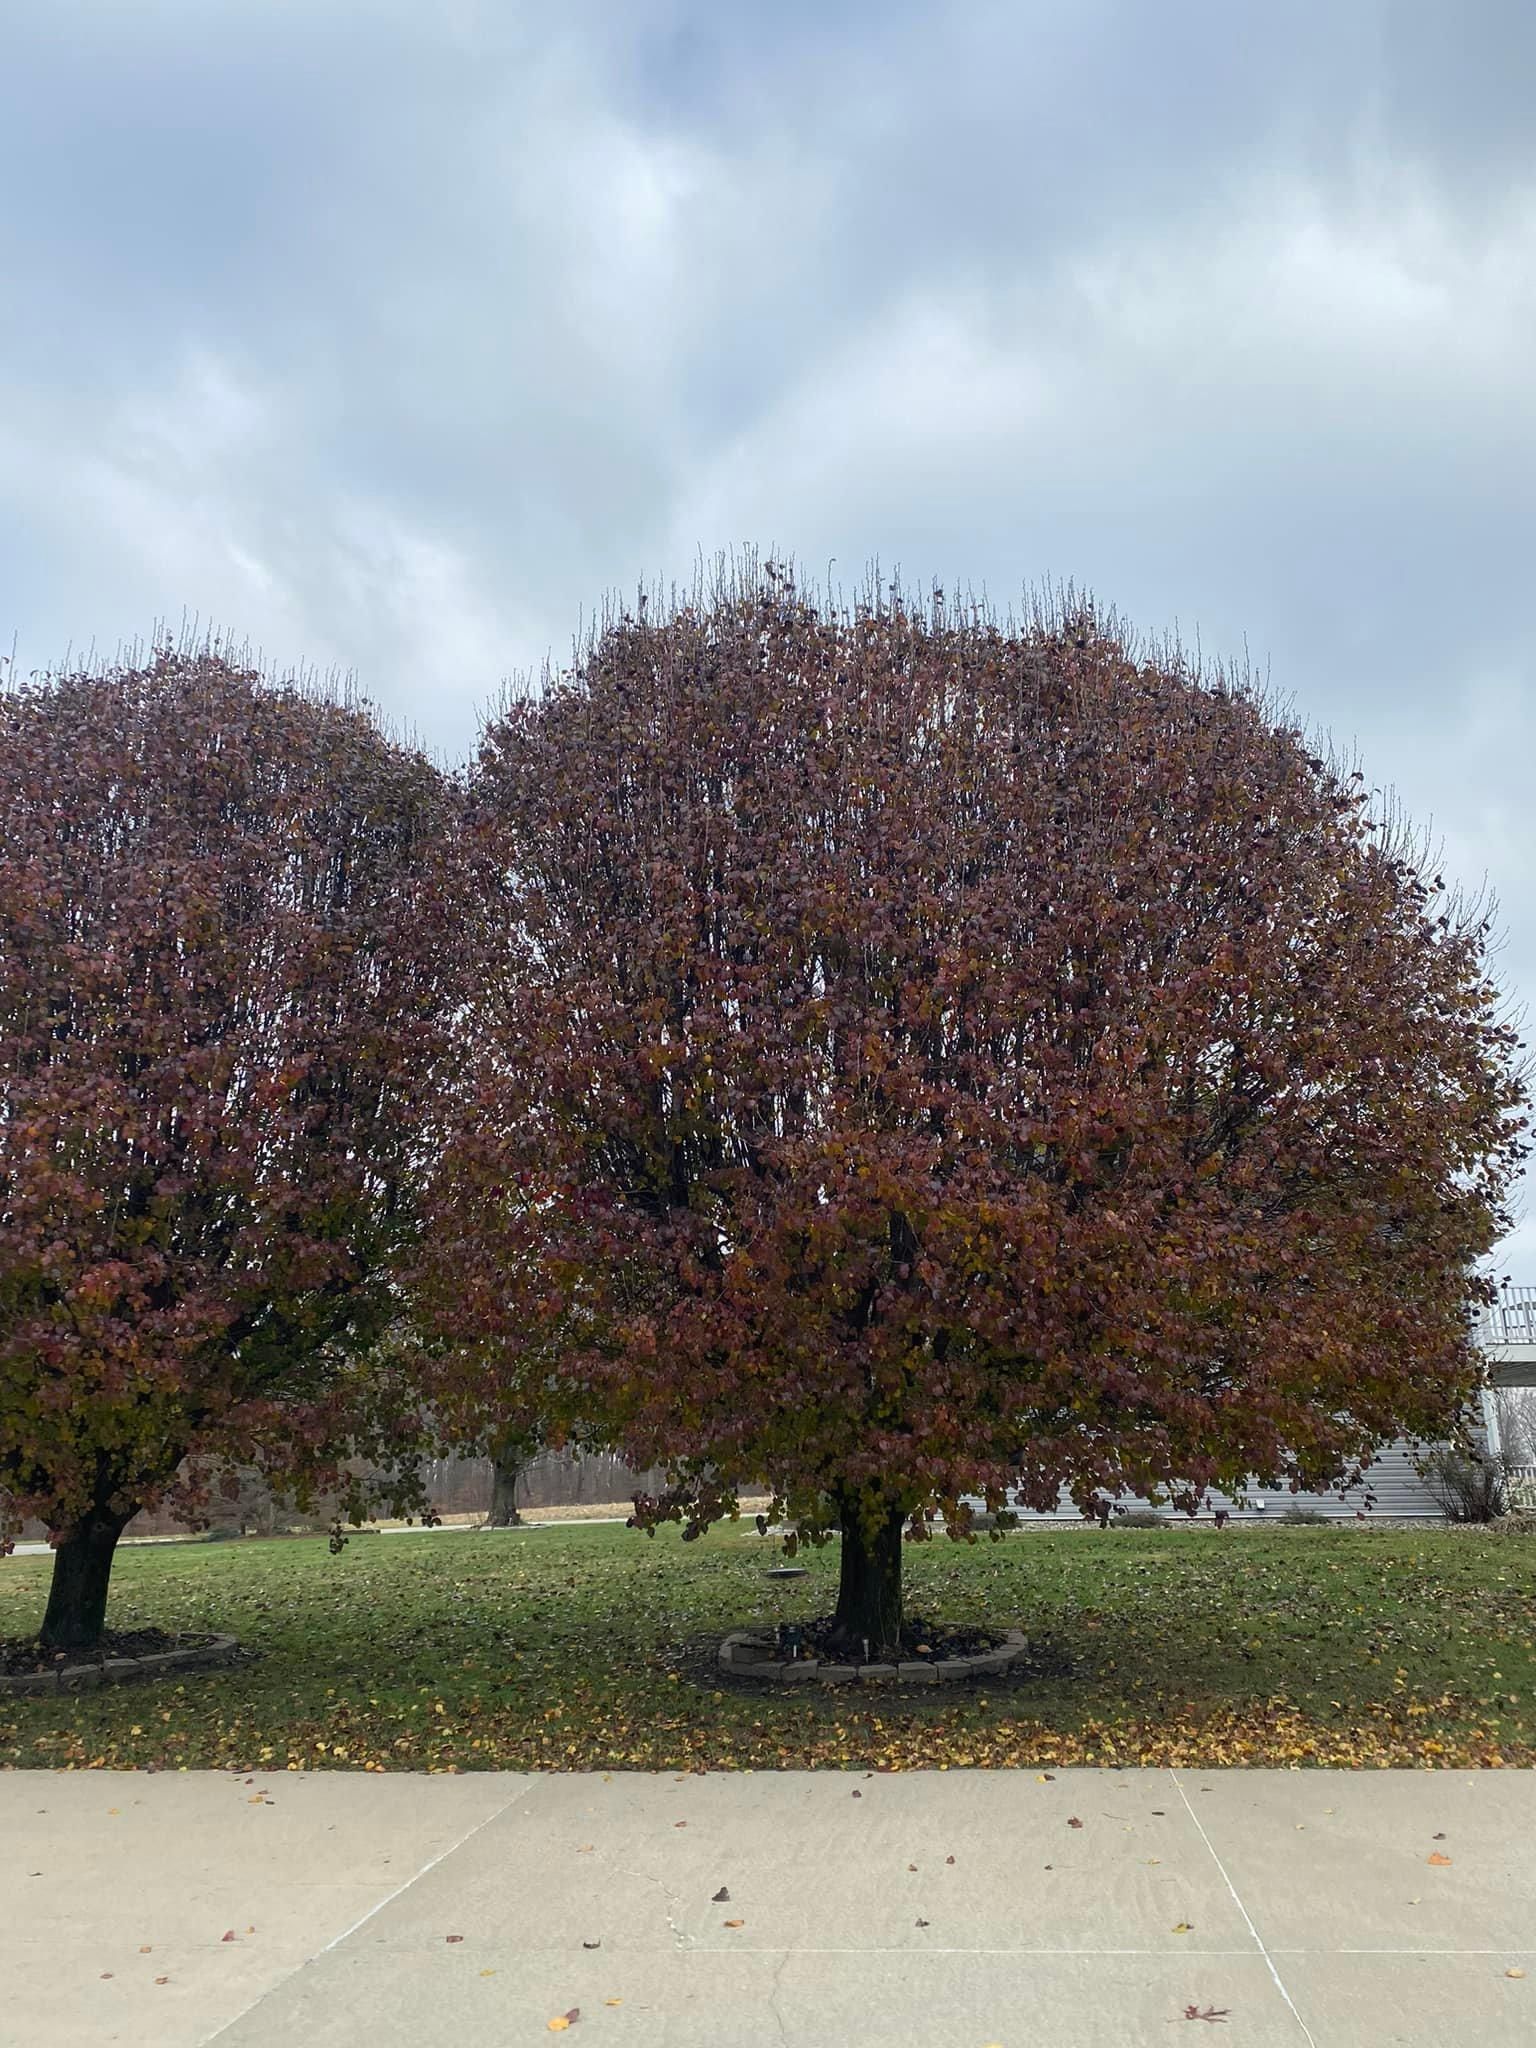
[965,1356,1536,1526]
[980,1437,1444,1525]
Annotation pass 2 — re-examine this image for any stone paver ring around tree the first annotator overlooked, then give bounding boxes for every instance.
[719,1626,1030,1687]
[0,1632,241,1696]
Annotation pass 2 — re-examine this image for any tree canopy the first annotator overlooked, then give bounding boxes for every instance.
[0,647,455,1645]
[425,558,1528,1652]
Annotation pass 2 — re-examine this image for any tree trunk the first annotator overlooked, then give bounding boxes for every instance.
[483,1449,525,1528]
[829,1489,907,1658]
[39,1505,135,1652]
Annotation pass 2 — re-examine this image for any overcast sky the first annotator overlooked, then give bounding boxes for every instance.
[5,0,1534,1264]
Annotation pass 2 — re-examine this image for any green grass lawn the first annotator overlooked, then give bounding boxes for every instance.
[4,1520,1536,1771]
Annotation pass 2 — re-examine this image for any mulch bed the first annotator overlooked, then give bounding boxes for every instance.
[788,1614,1007,1663]
[0,1627,222,1679]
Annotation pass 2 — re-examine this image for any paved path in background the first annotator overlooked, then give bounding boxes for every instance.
[6,1519,634,1555]
[4,1768,1534,2047]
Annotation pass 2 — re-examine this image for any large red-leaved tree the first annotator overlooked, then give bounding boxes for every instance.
[0,646,455,1647]
[427,557,1527,1655]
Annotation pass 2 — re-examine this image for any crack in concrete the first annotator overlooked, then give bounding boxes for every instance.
[617,1863,693,1951]
[767,1947,793,2045]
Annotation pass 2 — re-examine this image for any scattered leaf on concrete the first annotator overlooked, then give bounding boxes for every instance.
[723,1919,744,1928]
[1428,1853,1453,1867]
[446,1934,464,1943]
[915,1918,930,1928]
[1506,1968,1527,1980]
[1182,2005,1229,2023]
[582,1940,601,1950]
[712,1887,730,1902]
[1172,1922,1194,1934]
[1067,1817,1083,1829]
[221,1930,236,1943]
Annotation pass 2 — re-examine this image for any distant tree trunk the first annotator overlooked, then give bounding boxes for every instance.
[39,1503,135,1651]
[828,1488,906,1657]
[483,1448,525,1527]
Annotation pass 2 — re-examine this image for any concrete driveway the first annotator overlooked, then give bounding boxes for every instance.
[4,1768,1533,2047]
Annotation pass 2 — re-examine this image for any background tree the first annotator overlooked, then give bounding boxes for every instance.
[0,644,455,1648]
[484,1424,534,1528]
[433,553,1528,1656]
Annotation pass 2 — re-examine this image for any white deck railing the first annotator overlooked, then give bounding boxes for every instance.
[1477,1285,1536,1348]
